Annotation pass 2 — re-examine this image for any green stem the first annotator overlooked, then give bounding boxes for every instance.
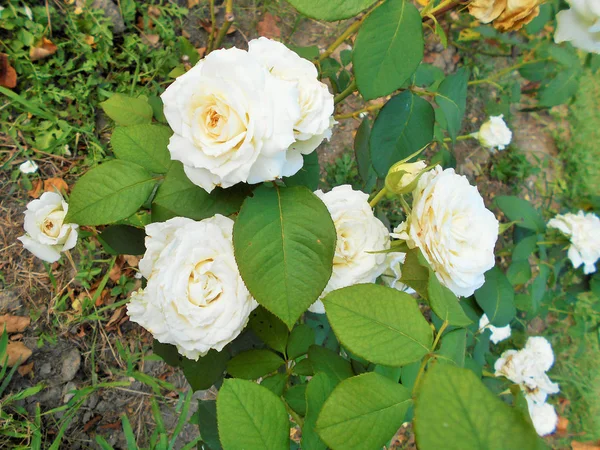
[431,320,449,352]
[334,103,383,120]
[469,58,551,85]
[443,134,475,142]
[412,354,432,395]
[422,0,460,19]
[369,187,388,208]
[207,0,216,53]
[334,79,358,105]
[211,0,234,52]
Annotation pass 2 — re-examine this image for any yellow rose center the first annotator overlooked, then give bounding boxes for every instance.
[187,259,222,307]
[41,211,65,238]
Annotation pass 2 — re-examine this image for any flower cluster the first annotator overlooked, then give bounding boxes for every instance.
[468,0,540,32]
[18,192,78,263]
[127,215,257,360]
[548,210,600,274]
[161,37,334,193]
[555,0,600,54]
[494,337,560,436]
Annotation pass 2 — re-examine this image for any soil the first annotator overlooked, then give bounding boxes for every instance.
[0,1,569,448]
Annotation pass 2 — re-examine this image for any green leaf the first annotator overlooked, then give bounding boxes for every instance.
[414,364,543,450]
[111,124,172,174]
[323,284,432,366]
[474,267,516,327]
[147,95,167,124]
[196,400,222,450]
[354,118,373,184]
[436,68,469,142]
[414,63,445,88]
[226,349,285,380]
[316,373,412,450]
[495,196,546,232]
[436,329,466,367]
[233,185,336,328]
[182,350,229,391]
[261,373,287,397]
[249,307,289,354]
[153,340,181,367]
[100,94,153,126]
[152,162,247,222]
[292,358,314,376]
[98,225,145,255]
[283,152,320,191]
[506,260,532,286]
[399,248,430,298]
[287,324,316,360]
[302,373,336,450]
[284,384,307,416]
[308,346,353,384]
[427,274,472,327]
[512,235,538,261]
[373,365,402,382]
[217,379,288,450]
[370,91,435,177]
[285,0,377,21]
[354,0,424,100]
[288,45,320,60]
[66,160,156,226]
[539,69,579,107]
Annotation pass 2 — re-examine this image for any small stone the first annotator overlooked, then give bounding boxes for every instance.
[63,381,77,403]
[60,348,81,382]
[39,386,61,404]
[39,363,52,377]
[85,392,99,409]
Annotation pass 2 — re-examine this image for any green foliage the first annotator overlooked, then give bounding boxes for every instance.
[233,185,337,328]
[217,379,288,450]
[249,307,289,355]
[100,94,153,126]
[354,0,424,100]
[98,225,146,255]
[226,350,285,380]
[323,284,432,366]
[302,373,336,450]
[495,196,546,232]
[475,267,516,327]
[285,0,377,21]
[283,152,320,191]
[316,373,412,450]
[370,91,435,177]
[110,124,173,174]
[435,68,469,142]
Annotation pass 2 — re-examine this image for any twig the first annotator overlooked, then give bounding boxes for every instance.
[334,103,383,120]
[212,0,234,51]
[333,79,357,105]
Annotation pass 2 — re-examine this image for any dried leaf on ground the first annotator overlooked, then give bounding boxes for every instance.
[18,361,34,376]
[123,255,140,267]
[30,38,58,61]
[148,5,161,18]
[257,12,281,39]
[4,342,32,367]
[188,0,200,7]
[556,416,569,434]
[0,53,17,89]
[44,177,69,195]
[572,442,600,450]
[28,179,43,198]
[0,314,31,333]
[109,257,124,282]
[141,34,160,46]
[106,306,125,329]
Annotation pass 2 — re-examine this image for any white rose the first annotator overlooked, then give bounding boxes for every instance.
[127,215,258,360]
[385,160,428,194]
[555,0,600,54]
[161,47,300,193]
[478,314,511,344]
[474,115,512,151]
[381,252,415,293]
[494,336,559,404]
[248,37,334,156]
[309,185,390,313]
[392,166,499,297]
[19,160,39,174]
[526,398,558,437]
[548,210,600,274]
[18,192,78,263]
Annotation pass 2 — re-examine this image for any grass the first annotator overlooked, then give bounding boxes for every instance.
[560,69,600,209]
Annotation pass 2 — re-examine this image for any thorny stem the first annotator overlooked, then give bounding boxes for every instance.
[212,0,234,52]
[334,79,358,104]
[207,0,216,53]
[469,58,552,86]
[334,103,383,120]
[369,187,388,208]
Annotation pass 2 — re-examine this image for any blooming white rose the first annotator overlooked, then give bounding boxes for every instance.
[19,160,39,174]
[474,115,512,151]
[555,0,600,54]
[381,252,415,293]
[392,166,499,297]
[18,192,78,263]
[248,37,334,155]
[527,398,559,436]
[479,314,511,344]
[161,47,300,193]
[127,215,258,360]
[309,185,390,313]
[548,211,600,274]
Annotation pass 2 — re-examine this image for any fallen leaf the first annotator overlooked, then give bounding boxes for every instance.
[141,33,160,47]
[4,342,32,367]
[71,296,83,313]
[83,414,102,432]
[44,177,69,195]
[106,307,125,329]
[109,257,124,282]
[557,416,569,434]
[188,0,200,8]
[199,19,214,34]
[197,47,206,59]
[148,5,161,18]
[572,442,600,450]
[0,53,17,89]
[28,179,43,198]
[18,361,34,376]
[123,255,140,267]
[257,12,281,39]
[0,315,31,333]
[30,38,58,61]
